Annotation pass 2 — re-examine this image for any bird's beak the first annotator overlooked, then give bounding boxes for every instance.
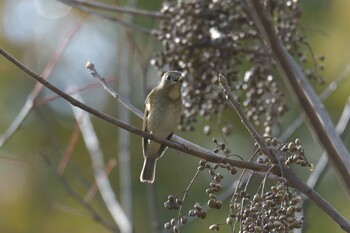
[178,75,185,83]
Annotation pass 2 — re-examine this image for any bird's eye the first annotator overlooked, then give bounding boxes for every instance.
[165,74,171,81]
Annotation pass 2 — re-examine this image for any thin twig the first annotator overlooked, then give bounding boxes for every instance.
[59,0,166,18]
[299,98,350,233]
[116,6,135,226]
[280,64,350,142]
[307,98,350,189]
[0,156,28,165]
[283,168,350,232]
[247,0,350,193]
[86,61,142,117]
[52,202,88,216]
[218,74,350,231]
[58,122,82,175]
[69,89,132,233]
[0,19,84,148]
[35,76,116,106]
[84,158,118,203]
[40,154,119,232]
[219,74,277,163]
[1,48,349,231]
[65,4,156,35]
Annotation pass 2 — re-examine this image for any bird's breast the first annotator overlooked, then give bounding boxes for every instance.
[147,102,182,138]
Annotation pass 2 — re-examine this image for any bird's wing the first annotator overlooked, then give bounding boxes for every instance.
[154,132,173,159]
[142,89,174,159]
[142,102,150,156]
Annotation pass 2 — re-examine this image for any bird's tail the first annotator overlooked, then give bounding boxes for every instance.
[140,159,157,183]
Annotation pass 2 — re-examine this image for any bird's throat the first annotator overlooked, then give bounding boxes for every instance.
[167,85,181,100]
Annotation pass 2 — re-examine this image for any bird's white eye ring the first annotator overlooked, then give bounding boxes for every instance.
[165,74,171,81]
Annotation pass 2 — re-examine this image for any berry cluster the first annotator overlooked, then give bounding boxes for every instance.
[260,137,313,170]
[152,0,323,134]
[228,183,303,232]
[164,156,239,232]
[163,195,188,232]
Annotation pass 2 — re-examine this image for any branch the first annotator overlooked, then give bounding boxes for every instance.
[219,73,350,231]
[219,74,277,163]
[40,154,119,232]
[247,0,350,193]
[0,47,271,175]
[86,61,142,116]
[307,98,350,189]
[59,1,156,35]
[69,89,132,233]
[1,47,349,232]
[280,64,350,142]
[300,98,350,233]
[0,19,84,148]
[58,0,166,19]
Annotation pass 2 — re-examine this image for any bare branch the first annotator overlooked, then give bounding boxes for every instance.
[219,74,277,163]
[0,47,272,175]
[85,158,118,203]
[58,0,166,19]
[40,154,119,232]
[299,98,350,233]
[58,123,81,175]
[1,47,349,231]
[280,64,350,142]
[0,19,84,148]
[307,98,350,189]
[70,89,132,233]
[61,2,156,35]
[247,0,350,193]
[86,61,142,116]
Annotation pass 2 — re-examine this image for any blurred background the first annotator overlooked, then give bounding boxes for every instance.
[0,0,349,233]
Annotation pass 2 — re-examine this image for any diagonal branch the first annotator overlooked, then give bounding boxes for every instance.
[300,98,350,233]
[247,0,350,193]
[1,47,349,232]
[280,64,350,142]
[219,74,277,163]
[0,19,84,148]
[0,47,273,173]
[58,0,166,19]
[40,154,119,232]
[219,74,350,232]
[59,0,156,35]
[69,89,132,233]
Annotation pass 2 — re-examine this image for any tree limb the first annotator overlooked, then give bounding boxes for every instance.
[247,0,350,193]
[1,47,349,232]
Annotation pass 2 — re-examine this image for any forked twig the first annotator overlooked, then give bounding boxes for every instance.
[40,154,119,232]
[0,19,84,148]
[69,89,132,233]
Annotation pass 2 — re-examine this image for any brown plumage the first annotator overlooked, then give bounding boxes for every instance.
[140,71,184,183]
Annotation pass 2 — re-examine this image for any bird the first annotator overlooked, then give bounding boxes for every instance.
[140,71,184,183]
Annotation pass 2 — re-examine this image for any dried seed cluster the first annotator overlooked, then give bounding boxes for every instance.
[152,0,323,134]
[163,195,188,232]
[261,137,313,170]
[164,157,239,232]
[188,202,207,219]
[164,194,183,210]
[229,184,303,232]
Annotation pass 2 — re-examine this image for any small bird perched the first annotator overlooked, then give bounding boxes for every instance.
[140,71,185,183]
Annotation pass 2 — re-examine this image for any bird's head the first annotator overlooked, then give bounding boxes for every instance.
[159,71,185,99]
[160,71,185,87]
